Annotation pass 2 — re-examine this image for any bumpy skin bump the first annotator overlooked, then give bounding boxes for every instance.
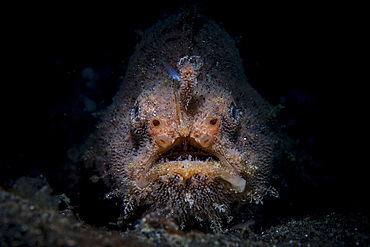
[85,12,280,232]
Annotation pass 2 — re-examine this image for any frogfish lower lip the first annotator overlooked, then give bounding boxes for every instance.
[137,160,246,193]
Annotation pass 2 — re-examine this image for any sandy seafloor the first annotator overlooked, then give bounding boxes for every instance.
[2,2,368,246]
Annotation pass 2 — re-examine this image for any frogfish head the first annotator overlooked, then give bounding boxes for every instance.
[114,55,255,231]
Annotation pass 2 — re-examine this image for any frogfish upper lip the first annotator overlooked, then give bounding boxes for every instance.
[136,139,246,193]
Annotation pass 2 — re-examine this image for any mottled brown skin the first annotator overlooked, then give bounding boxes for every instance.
[85,12,280,232]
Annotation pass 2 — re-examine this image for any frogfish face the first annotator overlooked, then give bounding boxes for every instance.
[130,80,246,194]
[85,12,279,232]
[114,55,256,231]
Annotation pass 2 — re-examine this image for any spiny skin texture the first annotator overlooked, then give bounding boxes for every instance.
[85,12,280,232]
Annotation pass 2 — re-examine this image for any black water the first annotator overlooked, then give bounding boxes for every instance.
[4,1,366,231]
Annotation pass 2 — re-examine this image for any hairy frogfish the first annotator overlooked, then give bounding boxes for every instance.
[84,11,280,232]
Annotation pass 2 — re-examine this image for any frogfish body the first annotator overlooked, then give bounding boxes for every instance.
[85,11,280,232]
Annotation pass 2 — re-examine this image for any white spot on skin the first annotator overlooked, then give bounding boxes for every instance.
[213,203,227,213]
[184,193,194,208]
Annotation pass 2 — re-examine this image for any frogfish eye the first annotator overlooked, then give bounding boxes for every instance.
[133,104,140,118]
[230,103,236,119]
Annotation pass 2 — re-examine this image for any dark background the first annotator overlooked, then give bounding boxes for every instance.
[4,1,365,228]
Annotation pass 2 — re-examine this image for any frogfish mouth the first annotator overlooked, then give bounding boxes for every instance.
[85,11,280,232]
